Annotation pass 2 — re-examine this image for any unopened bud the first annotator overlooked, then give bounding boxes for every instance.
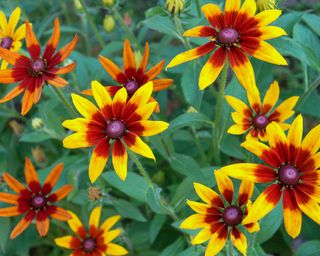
[103,15,116,32]
[88,186,103,201]
[102,0,115,7]
[256,0,276,11]
[32,118,44,129]
[166,0,185,15]
[9,120,24,136]
[31,146,46,166]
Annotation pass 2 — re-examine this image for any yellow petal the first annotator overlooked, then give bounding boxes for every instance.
[89,206,102,228]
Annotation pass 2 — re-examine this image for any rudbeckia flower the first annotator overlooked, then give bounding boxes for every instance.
[83,40,173,107]
[225,81,299,141]
[63,81,169,183]
[0,158,72,239]
[166,0,287,90]
[180,172,259,256]
[0,7,26,69]
[218,115,320,238]
[55,206,128,256]
[0,18,78,115]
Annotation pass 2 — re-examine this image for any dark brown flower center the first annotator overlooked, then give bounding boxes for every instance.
[0,37,13,49]
[31,195,46,209]
[217,28,239,44]
[278,165,300,185]
[82,237,96,253]
[252,114,269,129]
[125,80,139,95]
[29,59,47,77]
[222,206,243,226]
[106,120,125,139]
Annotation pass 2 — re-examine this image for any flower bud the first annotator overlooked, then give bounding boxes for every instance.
[102,0,115,7]
[74,0,83,10]
[9,120,24,136]
[88,186,103,201]
[166,0,185,15]
[31,146,46,166]
[256,0,276,11]
[103,15,116,32]
[32,117,44,129]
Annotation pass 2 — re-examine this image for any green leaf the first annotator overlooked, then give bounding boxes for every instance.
[19,132,51,143]
[273,11,304,35]
[169,153,202,177]
[256,202,283,243]
[143,15,181,39]
[164,112,213,136]
[303,13,320,37]
[102,171,148,202]
[146,187,173,215]
[159,237,185,256]
[247,244,268,256]
[177,246,203,256]
[0,218,10,252]
[221,134,247,160]
[145,6,167,18]
[112,199,147,222]
[180,62,203,109]
[150,214,167,244]
[294,240,320,256]
[273,37,320,70]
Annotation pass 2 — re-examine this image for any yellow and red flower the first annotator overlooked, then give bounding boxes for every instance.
[83,40,173,106]
[0,17,78,115]
[0,158,72,239]
[55,206,128,256]
[225,81,299,141]
[166,0,287,90]
[180,172,259,256]
[218,115,320,238]
[63,81,169,183]
[0,7,26,69]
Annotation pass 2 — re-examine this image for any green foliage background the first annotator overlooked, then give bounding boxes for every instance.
[0,0,320,255]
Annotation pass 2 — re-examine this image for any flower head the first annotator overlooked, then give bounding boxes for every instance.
[180,173,259,256]
[219,115,320,238]
[226,81,299,141]
[166,0,185,14]
[0,18,78,115]
[0,7,26,69]
[83,39,173,109]
[0,158,72,239]
[55,206,128,255]
[63,81,169,183]
[167,0,287,90]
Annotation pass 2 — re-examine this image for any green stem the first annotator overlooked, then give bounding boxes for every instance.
[51,86,77,118]
[191,127,206,164]
[296,76,320,109]
[196,0,202,18]
[213,64,228,166]
[173,15,191,49]
[127,150,153,187]
[226,240,234,256]
[79,0,105,49]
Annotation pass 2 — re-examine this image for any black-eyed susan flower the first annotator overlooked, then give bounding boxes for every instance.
[219,115,320,238]
[63,81,169,183]
[180,172,259,256]
[0,158,72,239]
[55,206,128,256]
[83,40,173,103]
[0,7,26,69]
[0,18,78,115]
[225,81,299,141]
[167,0,287,90]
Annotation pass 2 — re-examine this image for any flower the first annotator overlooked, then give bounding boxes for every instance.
[82,39,173,110]
[225,81,299,141]
[0,18,78,115]
[257,0,277,11]
[63,81,169,182]
[218,115,320,238]
[55,206,128,255]
[180,172,259,256]
[166,0,185,14]
[166,0,287,90]
[0,7,26,69]
[0,158,72,239]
